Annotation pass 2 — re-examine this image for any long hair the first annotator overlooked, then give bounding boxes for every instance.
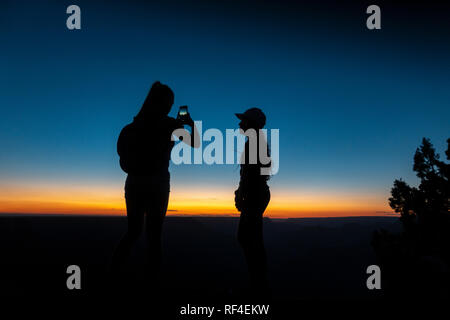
[136,81,174,120]
[240,129,272,181]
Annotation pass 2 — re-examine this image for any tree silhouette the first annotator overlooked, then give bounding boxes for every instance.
[389,138,449,252]
[373,137,450,297]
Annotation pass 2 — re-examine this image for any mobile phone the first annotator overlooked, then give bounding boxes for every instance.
[178,105,188,117]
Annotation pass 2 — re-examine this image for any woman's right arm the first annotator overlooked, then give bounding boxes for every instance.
[173,113,200,148]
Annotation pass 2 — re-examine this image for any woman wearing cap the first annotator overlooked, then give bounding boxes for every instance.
[234,107,271,295]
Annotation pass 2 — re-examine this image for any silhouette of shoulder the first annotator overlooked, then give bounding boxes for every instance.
[117,116,183,174]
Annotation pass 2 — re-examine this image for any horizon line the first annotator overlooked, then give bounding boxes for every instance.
[0,212,399,219]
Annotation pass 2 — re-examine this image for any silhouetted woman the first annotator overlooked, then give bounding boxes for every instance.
[112,81,199,283]
[234,107,271,296]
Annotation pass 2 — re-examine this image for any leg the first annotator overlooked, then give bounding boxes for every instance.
[238,188,270,295]
[144,188,170,277]
[111,191,145,270]
[239,212,268,291]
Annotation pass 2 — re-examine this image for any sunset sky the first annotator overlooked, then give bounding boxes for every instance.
[1,1,449,218]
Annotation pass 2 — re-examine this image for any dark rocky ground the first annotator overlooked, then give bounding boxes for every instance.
[0,214,401,303]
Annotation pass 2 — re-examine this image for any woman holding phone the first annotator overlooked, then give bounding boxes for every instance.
[112,81,199,285]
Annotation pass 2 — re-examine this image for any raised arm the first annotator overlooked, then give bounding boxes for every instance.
[173,112,200,148]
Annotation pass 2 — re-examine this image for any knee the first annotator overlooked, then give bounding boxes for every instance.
[127,226,143,240]
[238,231,253,248]
[237,233,245,246]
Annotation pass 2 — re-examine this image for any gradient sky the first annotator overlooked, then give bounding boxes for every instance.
[1,0,449,217]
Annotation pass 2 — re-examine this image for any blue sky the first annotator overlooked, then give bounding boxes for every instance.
[1,0,449,215]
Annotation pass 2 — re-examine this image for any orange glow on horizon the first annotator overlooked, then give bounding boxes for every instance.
[0,182,395,218]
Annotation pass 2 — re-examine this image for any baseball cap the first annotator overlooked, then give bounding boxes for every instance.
[235,107,266,128]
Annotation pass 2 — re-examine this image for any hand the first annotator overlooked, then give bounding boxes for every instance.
[183,112,194,126]
[235,188,244,212]
[177,112,194,126]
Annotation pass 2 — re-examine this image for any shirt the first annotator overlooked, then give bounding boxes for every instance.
[117,115,183,178]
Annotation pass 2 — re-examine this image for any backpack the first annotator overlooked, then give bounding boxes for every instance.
[117,123,136,173]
